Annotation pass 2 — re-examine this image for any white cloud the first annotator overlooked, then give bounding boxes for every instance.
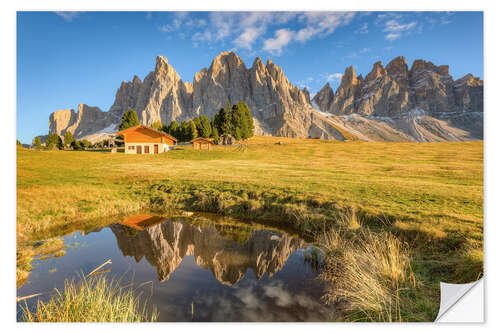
[297,77,315,90]
[381,18,417,41]
[326,73,343,82]
[54,12,80,22]
[159,13,185,32]
[157,12,441,53]
[295,26,316,42]
[375,13,402,25]
[320,72,343,83]
[385,19,417,33]
[202,12,296,47]
[262,29,294,55]
[157,12,356,55]
[208,12,234,41]
[345,47,371,58]
[235,26,265,49]
[192,30,213,43]
[385,32,401,41]
[261,12,355,55]
[440,13,453,25]
[295,12,355,42]
[263,282,294,307]
[357,22,369,34]
[159,12,207,34]
[262,12,355,55]
[234,286,260,309]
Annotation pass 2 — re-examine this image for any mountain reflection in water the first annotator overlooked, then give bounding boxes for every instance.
[110,216,304,286]
[18,213,332,321]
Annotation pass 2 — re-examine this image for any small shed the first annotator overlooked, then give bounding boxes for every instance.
[191,137,214,150]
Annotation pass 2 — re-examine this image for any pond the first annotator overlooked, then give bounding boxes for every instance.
[17,212,333,322]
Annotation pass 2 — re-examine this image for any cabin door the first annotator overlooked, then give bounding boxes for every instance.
[136,146,142,154]
[154,145,158,154]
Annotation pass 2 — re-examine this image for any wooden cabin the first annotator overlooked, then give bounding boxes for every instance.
[116,125,177,154]
[191,137,214,150]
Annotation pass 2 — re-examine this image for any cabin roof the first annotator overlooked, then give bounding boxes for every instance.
[190,137,214,144]
[116,125,177,142]
[118,214,166,230]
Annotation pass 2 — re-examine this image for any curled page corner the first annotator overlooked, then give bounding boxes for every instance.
[434,278,483,322]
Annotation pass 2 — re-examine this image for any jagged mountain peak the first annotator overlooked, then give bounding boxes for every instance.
[251,57,265,71]
[154,55,169,71]
[386,56,408,79]
[387,56,407,67]
[210,51,246,71]
[366,61,387,81]
[338,66,358,89]
[456,73,483,86]
[409,59,449,76]
[154,55,181,79]
[156,54,168,63]
[132,75,142,83]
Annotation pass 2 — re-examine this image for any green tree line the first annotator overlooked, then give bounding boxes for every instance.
[158,100,254,142]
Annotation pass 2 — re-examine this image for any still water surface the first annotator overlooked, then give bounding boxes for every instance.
[17,213,332,321]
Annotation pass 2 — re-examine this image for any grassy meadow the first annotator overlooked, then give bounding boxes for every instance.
[16,136,483,321]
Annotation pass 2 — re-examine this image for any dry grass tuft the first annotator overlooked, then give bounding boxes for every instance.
[336,207,361,230]
[19,274,158,322]
[319,214,417,322]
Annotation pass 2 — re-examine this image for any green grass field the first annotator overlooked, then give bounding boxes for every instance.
[16,136,483,321]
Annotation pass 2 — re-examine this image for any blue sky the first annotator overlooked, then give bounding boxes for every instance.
[17,11,483,143]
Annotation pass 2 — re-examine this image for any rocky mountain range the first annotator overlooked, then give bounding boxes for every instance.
[110,218,304,285]
[49,52,483,142]
[312,56,483,141]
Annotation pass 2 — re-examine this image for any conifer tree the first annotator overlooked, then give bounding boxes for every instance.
[63,131,74,147]
[198,115,212,138]
[119,110,140,131]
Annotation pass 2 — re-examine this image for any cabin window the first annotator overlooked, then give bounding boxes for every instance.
[144,146,150,154]
[128,146,135,150]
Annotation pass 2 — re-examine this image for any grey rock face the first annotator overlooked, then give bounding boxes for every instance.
[313,56,483,118]
[49,103,117,138]
[312,56,483,141]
